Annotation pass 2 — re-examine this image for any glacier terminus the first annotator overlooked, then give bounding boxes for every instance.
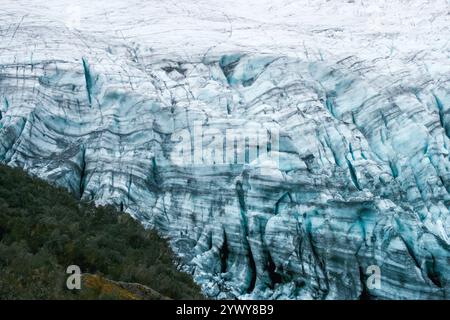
[0,0,449,299]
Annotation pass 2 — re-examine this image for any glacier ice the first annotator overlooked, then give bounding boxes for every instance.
[0,0,449,299]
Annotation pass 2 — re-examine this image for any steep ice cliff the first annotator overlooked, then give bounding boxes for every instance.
[1,0,449,299]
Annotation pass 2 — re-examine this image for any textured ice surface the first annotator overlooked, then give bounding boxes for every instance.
[1,0,450,299]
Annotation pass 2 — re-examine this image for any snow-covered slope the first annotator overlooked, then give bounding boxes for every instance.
[1,0,449,299]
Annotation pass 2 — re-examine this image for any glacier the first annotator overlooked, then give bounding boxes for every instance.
[0,0,449,299]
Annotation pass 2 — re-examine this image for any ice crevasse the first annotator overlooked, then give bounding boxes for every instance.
[0,0,449,299]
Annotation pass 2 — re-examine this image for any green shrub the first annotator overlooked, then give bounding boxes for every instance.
[0,164,203,299]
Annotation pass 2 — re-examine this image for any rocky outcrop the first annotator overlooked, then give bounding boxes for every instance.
[0,0,449,299]
[82,274,170,300]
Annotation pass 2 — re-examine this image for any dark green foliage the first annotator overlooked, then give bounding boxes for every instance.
[0,164,203,299]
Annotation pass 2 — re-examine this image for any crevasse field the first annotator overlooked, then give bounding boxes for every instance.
[0,0,449,299]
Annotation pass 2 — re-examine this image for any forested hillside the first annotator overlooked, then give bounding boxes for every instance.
[0,165,203,299]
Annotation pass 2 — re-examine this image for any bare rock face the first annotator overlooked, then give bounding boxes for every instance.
[82,274,170,300]
[1,0,449,299]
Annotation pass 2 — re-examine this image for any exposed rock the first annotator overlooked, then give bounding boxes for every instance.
[82,274,170,300]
